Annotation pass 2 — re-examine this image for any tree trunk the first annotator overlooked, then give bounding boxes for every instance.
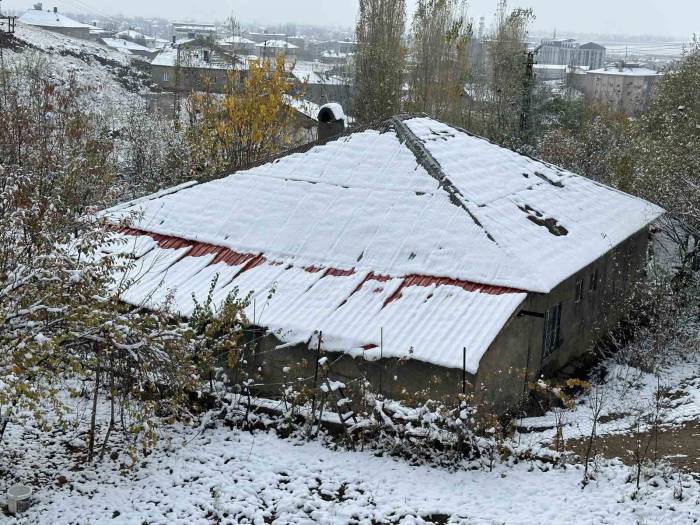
[88,356,101,463]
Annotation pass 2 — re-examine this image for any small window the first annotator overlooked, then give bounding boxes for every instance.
[543,303,562,357]
[162,71,169,82]
[575,280,583,303]
[589,269,599,292]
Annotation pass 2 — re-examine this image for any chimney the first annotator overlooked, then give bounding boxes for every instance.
[317,103,346,141]
[53,6,57,13]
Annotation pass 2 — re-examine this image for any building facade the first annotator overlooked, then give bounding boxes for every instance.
[172,22,217,41]
[582,66,663,116]
[150,42,245,93]
[537,39,606,70]
[18,6,91,39]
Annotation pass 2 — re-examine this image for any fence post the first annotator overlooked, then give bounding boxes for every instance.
[379,327,384,396]
[462,347,467,395]
[310,331,322,424]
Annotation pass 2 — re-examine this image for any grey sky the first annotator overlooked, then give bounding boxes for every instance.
[3,0,697,37]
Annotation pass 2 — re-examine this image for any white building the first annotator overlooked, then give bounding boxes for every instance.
[582,66,663,116]
[536,39,606,70]
[256,39,298,58]
[19,5,92,39]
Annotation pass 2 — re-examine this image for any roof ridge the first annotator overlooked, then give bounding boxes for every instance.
[393,116,559,294]
[390,116,497,243]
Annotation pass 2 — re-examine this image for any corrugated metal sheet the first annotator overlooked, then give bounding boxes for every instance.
[116,229,526,372]
[106,115,663,372]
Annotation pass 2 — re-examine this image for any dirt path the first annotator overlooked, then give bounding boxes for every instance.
[565,422,700,474]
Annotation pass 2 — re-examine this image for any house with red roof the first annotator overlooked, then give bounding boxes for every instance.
[106,113,663,413]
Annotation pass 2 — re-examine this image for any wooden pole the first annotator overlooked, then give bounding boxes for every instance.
[310,331,322,421]
[462,347,467,395]
[379,327,384,396]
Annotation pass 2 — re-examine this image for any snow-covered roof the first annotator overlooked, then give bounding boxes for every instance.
[219,36,256,46]
[151,48,245,70]
[283,95,321,121]
[588,67,661,77]
[291,62,348,86]
[256,40,299,49]
[115,29,156,42]
[172,23,217,32]
[19,9,92,29]
[101,38,152,54]
[106,116,662,372]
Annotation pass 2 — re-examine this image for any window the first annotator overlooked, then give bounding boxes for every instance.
[575,280,583,303]
[589,269,599,292]
[162,71,169,82]
[543,303,562,357]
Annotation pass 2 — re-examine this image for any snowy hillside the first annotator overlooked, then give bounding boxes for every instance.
[5,24,150,110]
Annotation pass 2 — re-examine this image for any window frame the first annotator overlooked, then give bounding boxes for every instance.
[575,280,584,303]
[542,303,562,358]
[589,269,599,292]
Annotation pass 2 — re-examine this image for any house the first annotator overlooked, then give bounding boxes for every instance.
[291,61,354,111]
[150,41,246,93]
[246,32,286,44]
[533,64,589,82]
[536,39,606,70]
[100,38,157,59]
[218,35,257,56]
[89,28,114,41]
[114,29,164,49]
[320,50,353,65]
[256,39,298,58]
[283,95,322,143]
[172,22,217,41]
[19,5,92,39]
[582,65,663,116]
[105,115,663,414]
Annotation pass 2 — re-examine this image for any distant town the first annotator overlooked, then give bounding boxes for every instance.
[5,2,694,121]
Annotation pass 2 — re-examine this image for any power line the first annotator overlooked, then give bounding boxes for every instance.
[61,0,122,26]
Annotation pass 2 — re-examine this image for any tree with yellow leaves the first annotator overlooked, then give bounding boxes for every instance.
[185,55,299,178]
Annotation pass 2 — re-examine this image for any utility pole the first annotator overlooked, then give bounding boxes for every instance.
[519,50,535,132]
[173,42,181,130]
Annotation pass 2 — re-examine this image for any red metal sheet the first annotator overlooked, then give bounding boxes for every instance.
[115,228,524,304]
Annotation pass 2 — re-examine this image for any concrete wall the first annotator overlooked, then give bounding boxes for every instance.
[582,72,661,116]
[36,25,91,40]
[237,227,652,415]
[150,64,241,93]
[473,226,651,413]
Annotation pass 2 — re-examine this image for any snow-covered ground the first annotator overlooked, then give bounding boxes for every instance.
[518,344,700,444]
[1,326,698,524]
[1,392,698,525]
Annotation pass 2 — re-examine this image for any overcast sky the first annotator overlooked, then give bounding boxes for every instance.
[4,0,698,37]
